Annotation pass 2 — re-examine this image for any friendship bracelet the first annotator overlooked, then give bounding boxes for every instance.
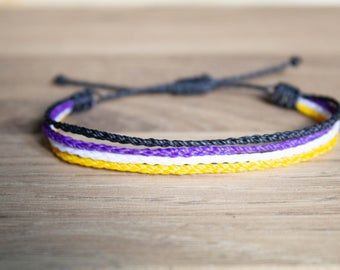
[43,57,340,174]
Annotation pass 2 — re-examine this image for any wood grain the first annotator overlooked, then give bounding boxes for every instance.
[0,7,339,269]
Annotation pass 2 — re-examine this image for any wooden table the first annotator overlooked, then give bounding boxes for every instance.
[0,8,339,269]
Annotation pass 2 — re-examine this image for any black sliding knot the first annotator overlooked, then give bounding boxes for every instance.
[71,88,95,112]
[170,74,214,95]
[271,83,301,109]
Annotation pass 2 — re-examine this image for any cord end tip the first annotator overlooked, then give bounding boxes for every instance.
[53,74,68,86]
[290,56,302,67]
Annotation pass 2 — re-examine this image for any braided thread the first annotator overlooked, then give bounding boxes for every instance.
[45,94,339,148]
[48,125,338,165]
[51,136,338,175]
[43,57,340,174]
[43,123,333,157]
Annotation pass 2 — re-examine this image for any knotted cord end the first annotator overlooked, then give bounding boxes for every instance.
[71,88,95,112]
[290,56,302,67]
[53,74,70,86]
[271,83,301,109]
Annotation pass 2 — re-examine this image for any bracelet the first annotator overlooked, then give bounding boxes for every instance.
[43,57,339,175]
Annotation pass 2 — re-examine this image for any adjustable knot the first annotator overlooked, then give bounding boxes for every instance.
[170,74,214,95]
[71,88,95,112]
[271,83,300,109]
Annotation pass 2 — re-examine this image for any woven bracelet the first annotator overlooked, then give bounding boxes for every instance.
[43,57,340,175]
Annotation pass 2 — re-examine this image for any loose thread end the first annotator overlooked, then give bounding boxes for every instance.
[290,56,302,67]
[53,74,69,86]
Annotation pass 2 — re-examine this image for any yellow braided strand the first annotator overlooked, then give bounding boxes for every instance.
[51,136,338,175]
[296,102,328,122]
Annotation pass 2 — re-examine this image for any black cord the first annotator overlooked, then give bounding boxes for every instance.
[53,56,301,98]
[44,56,340,147]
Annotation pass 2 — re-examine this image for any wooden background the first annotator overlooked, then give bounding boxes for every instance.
[0,8,340,269]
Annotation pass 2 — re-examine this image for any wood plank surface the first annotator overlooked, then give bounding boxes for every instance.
[0,7,339,269]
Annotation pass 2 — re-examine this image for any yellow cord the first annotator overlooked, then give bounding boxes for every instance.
[51,136,338,175]
[296,102,328,122]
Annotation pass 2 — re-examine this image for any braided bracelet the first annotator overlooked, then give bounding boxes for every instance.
[43,57,340,175]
